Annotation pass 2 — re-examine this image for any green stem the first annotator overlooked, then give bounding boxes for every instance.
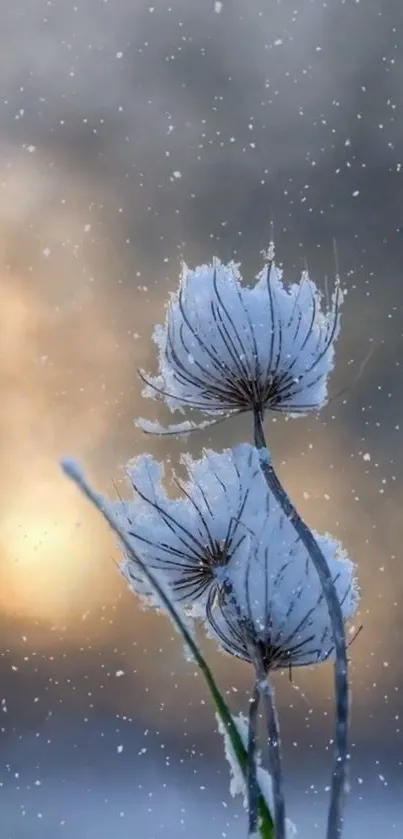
[252,652,286,839]
[61,458,275,839]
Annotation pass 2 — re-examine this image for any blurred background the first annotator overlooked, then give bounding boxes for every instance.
[0,0,402,836]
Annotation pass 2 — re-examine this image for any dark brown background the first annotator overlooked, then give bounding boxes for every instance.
[0,1,402,836]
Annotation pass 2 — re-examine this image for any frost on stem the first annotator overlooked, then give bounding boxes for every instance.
[216,712,297,839]
[138,257,342,433]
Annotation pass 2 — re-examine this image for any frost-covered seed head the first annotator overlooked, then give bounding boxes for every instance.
[110,443,358,673]
[139,258,342,429]
[112,444,267,611]
[207,516,359,672]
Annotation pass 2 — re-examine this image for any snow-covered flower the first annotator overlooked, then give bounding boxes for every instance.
[207,516,358,672]
[112,441,358,672]
[113,444,268,611]
[139,257,342,432]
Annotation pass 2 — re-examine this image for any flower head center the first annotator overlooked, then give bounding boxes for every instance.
[202,538,232,573]
[234,370,299,413]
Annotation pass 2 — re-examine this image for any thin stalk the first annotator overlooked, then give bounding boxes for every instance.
[61,458,275,839]
[248,682,260,836]
[252,649,286,839]
[253,409,348,839]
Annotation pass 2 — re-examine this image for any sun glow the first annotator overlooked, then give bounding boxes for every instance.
[0,481,117,624]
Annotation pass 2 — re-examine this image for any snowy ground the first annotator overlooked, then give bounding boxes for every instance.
[1,721,401,838]
[1,771,401,839]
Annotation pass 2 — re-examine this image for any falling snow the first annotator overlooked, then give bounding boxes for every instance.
[2,0,402,837]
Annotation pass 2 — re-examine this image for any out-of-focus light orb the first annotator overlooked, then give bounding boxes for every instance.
[0,483,117,624]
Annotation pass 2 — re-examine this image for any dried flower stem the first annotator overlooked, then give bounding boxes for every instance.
[251,647,286,839]
[253,409,348,839]
[248,682,260,836]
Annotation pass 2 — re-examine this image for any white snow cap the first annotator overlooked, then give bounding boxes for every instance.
[139,257,342,430]
[112,443,267,611]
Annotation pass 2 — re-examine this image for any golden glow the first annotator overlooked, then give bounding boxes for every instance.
[0,154,398,701]
[0,479,118,624]
[0,157,134,626]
